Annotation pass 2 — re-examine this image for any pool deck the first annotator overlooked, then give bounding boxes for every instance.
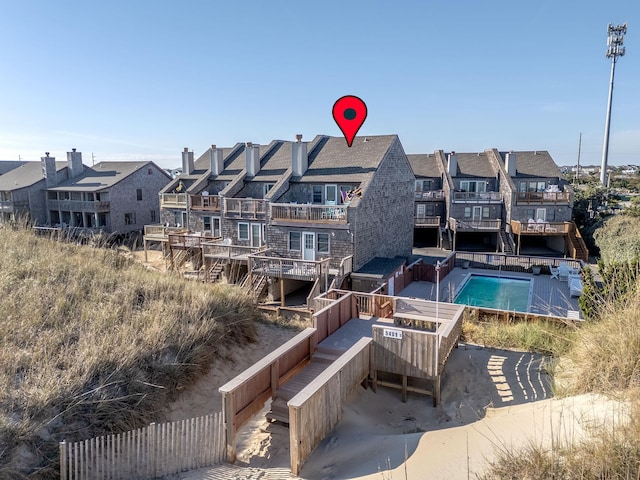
[397,267,581,319]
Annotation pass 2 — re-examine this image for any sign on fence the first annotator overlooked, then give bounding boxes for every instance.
[383,328,403,340]
[60,412,224,480]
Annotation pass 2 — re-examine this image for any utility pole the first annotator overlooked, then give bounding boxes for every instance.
[600,23,627,186]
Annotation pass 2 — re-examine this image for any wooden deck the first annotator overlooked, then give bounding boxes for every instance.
[397,267,582,319]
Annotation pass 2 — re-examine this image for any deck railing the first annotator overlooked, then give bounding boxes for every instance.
[449,217,501,231]
[47,199,110,212]
[414,215,440,227]
[143,224,187,240]
[270,203,348,224]
[0,200,28,212]
[414,190,445,200]
[189,194,221,212]
[454,251,583,271]
[202,242,266,260]
[515,192,571,204]
[452,192,502,203]
[160,193,187,209]
[510,220,572,235]
[223,198,266,219]
[249,255,330,282]
[168,233,222,248]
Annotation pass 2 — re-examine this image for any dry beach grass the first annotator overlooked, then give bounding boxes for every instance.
[0,227,261,479]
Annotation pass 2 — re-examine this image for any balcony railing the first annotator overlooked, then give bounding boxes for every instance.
[449,217,501,232]
[515,192,571,204]
[414,190,445,200]
[414,215,441,227]
[160,193,187,209]
[143,224,188,240]
[510,220,572,235]
[47,199,110,212]
[452,192,503,203]
[202,242,266,261]
[168,232,222,248]
[0,200,28,212]
[224,198,266,219]
[190,194,222,212]
[270,203,348,224]
[249,254,330,282]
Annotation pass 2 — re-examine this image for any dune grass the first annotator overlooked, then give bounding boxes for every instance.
[0,227,262,479]
[479,284,640,479]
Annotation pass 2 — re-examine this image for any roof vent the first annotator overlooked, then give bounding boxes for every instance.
[45,152,50,157]
[363,137,369,142]
[72,148,76,152]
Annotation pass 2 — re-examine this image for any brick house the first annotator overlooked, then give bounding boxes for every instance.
[46,150,171,234]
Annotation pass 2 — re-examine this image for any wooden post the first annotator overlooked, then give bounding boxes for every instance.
[144,239,148,263]
[223,393,236,462]
[433,375,441,407]
[452,231,457,252]
[402,374,408,402]
[270,359,280,398]
[280,278,285,307]
[59,441,67,480]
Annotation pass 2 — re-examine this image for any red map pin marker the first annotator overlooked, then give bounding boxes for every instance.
[332,95,367,147]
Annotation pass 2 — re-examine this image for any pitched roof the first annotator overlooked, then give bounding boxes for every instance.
[407,154,442,178]
[254,141,290,181]
[501,151,563,178]
[48,161,163,192]
[0,161,66,191]
[0,160,28,175]
[453,152,497,178]
[299,135,397,183]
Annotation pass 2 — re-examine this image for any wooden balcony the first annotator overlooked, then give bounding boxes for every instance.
[190,194,221,212]
[47,199,110,213]
[249,254,330,282]
[202,242,267,262]
[515,192,571,204]
[414,190,445,201]
[452,192,502,203]
[0,200,27,213]
[160,193,187,209]
[143,224,187,241]
[510,220,572,235]
[414,215,440,228]
[224,198,266,219]
[270,203,348,224]
[168,232,222,249]
[449,217,501,232]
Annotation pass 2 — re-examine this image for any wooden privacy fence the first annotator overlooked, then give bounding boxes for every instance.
[59,412,224,480]
[288,337,372,475]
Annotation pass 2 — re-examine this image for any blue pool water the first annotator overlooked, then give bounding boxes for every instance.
[454,275,531,312]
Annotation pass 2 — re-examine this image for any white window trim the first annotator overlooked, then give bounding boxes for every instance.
[289,231,301,251]
[238,222,249,241]
[317,232,330,254]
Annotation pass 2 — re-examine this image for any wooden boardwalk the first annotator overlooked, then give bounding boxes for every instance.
[398,267,581,319]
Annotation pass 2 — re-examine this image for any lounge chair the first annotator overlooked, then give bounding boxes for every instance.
[527,219,536,232]
[558,263,570,282]
[568,274,583,297]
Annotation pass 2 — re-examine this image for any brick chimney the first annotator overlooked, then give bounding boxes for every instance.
[181,147,194,175]
[292,134,308,177]
[245,142,260,177]
[447,151,458,177]
[66,148,83,178]
[41,152,57,187]
[505,151,517,177]
[209,145,224,176]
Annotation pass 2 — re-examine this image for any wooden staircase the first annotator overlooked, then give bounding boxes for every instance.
[205,261,223,283]
[266,346,341,425]
[498,227,515,255]
[243,273,268,300]
[440,226,452,250]
[567,223,589,262]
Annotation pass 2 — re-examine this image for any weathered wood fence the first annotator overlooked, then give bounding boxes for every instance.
[59,412,224,480]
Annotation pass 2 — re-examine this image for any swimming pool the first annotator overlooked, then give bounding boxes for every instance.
[454,274,532,312]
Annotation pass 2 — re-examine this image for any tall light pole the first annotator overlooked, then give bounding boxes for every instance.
[600,23,627,186]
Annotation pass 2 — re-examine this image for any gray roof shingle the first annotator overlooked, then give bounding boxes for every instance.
[47,161,159,192]
[407,154,442,179]
[454,152,497,178]
[0,162,67,191]
[501,151,563,178]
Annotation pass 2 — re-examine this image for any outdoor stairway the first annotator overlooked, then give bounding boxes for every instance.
[266,346,341,425]
[440,226,452,250]
[567,230,589,262]
[205,261,223,282]
[243,273,268,300]
[498,228,515,255]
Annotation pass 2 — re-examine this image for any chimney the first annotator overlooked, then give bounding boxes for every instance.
[209,145,224,176]
[181,147,194,175]
[292,134,308,177]
[447,151,458,176]
[41,152,57,187]
[505,151,517,176]
[245,142,260,177]
[66,148,83,178]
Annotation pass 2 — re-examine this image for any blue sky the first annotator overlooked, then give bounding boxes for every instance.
[1,1,638,168]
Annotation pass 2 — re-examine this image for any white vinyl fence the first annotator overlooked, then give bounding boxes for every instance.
[60,412,224,480]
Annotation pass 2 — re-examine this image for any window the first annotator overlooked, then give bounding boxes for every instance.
[528,181,546,192]
[482,207,490,218]
[124,213,136,225]
[519,182,527,193]
[525,209,535,220]
[263,183,275,197]
[325,185,338,204]
[238,222,249,241]
[460,180,486,193]
[147,168,153,175]
[547,210,556,221]
[312,185,323,203]
[317,233,329,254]
[415,179,432,192]
[85,192,94,201]
[47,191,57,200]
[71,192,81,201]
[464,207,472,218]
[289,231,301,251]
[150,210,156,222]
[203,216,211,232]
[136,189,143,201]
[212,217,221,236]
